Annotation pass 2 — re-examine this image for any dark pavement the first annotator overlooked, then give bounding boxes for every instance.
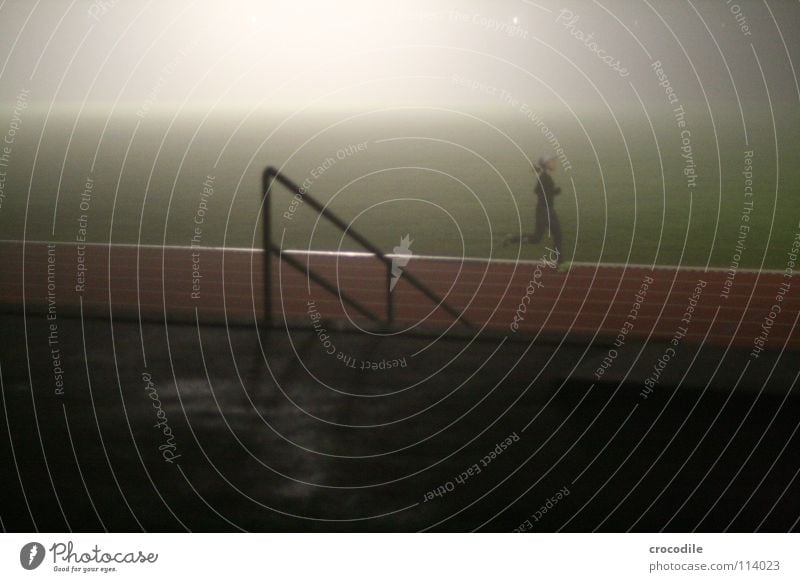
[1,312,798,532]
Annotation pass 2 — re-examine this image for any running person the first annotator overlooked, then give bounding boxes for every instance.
[504,155,563,263]
[530,155,562,259]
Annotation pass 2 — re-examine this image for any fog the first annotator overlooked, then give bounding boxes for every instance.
[0,0,797,115]
[1,0,799,270]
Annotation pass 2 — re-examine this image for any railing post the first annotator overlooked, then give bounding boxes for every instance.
[262,168,274,327]
[386,263,394,325]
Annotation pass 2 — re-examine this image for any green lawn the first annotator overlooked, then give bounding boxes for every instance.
[1,108,797,270]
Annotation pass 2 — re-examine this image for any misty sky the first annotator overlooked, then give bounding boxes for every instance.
[0,0,798,117]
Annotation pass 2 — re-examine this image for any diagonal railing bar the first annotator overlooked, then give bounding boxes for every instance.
[269,242,382,324]
[263,166,473,329]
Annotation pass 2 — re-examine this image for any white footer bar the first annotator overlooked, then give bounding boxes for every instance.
[1,533,796,581]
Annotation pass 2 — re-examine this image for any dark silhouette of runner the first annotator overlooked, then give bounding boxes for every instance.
[530,155,562,257]
[503,155,563,263]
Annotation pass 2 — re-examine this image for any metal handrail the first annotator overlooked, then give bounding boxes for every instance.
[262,166,472,328]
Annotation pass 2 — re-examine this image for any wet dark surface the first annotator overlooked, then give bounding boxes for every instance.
[1,312,798,532]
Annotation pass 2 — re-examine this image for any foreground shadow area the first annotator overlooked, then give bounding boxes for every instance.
[1,313,798,532]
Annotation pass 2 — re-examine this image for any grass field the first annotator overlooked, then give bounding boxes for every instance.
[1,106,798,269]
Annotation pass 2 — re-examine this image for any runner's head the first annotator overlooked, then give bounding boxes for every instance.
[538,155,557,173]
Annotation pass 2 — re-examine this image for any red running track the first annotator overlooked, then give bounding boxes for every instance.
[1,241,797,351]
